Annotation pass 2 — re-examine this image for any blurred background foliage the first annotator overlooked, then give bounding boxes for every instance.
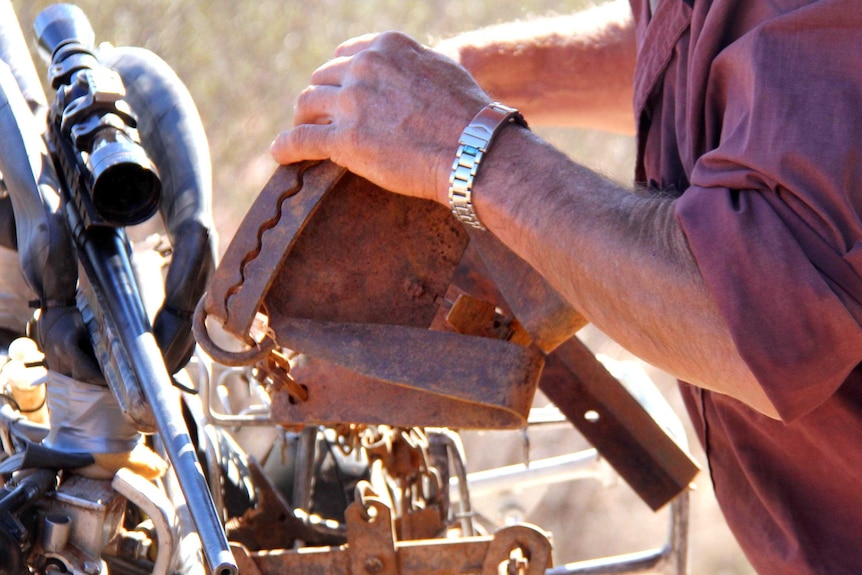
[10,1,752,572]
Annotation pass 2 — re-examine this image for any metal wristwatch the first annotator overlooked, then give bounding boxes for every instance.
[448,102,528,230]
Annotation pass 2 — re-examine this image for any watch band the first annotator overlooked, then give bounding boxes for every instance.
[448,102,528,230]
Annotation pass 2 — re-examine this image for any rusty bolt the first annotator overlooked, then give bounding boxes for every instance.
[364,555,385,574]
[403,278,426,300]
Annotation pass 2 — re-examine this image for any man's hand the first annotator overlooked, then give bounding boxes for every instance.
[270,31,489,205]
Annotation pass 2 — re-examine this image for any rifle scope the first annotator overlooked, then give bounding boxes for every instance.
[34,3,161,227]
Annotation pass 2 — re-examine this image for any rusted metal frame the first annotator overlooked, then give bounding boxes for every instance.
[231,537,488,575]
[539,341,698,511]
[229,494,553,575]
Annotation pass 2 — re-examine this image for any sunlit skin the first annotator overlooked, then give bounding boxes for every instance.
[270,1,779,418]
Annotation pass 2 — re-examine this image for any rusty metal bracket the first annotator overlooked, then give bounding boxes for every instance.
[267,318,542,428]
[539,341,699,511]
[194,160,698,505]
[229,485,552,575]
[195,161,543,429]
[463,228,588,353]
[204,160,344,337]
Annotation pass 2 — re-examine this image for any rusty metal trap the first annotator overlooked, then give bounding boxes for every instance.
[192,160,699,574]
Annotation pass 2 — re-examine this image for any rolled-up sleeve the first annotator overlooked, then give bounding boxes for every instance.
[674,2,862,421]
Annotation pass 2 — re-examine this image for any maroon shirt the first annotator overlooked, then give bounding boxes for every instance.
[630,0,862,573]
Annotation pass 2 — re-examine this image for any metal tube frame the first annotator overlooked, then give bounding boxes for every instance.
[193,355,691,575]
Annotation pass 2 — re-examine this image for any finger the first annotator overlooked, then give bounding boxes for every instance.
[293,84,339,125]
[309,55,351,86]
[270,123,334,165]
[333,32,380,57]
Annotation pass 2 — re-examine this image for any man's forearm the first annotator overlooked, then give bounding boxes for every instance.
[435,0,636,133]
[471,126,778,418]
[431,2,772,412]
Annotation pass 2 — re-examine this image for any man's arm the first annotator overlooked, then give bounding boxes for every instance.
[435,0,637,133]
[270,19,779,418]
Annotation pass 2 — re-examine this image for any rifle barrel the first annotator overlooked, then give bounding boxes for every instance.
[77,227,236,575]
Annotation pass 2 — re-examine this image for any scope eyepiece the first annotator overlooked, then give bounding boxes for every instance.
[33,3,95,60]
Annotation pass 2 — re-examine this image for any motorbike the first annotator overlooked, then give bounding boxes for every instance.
[0,3,697,575]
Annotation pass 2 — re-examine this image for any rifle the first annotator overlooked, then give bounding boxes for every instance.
[27,5,235,574]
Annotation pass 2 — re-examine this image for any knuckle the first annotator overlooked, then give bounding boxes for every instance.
[351,31,419,73]
[375,30,416,49]
[350,47,384,75]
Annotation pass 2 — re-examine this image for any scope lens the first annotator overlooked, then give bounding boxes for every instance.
[89,143,161,226]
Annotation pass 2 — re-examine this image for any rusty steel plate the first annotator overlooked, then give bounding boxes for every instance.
[263,170,468,328]
[269,319,542,429]
[204,160,469,337]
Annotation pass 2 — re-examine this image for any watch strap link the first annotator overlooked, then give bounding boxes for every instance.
[448,102,527,230]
